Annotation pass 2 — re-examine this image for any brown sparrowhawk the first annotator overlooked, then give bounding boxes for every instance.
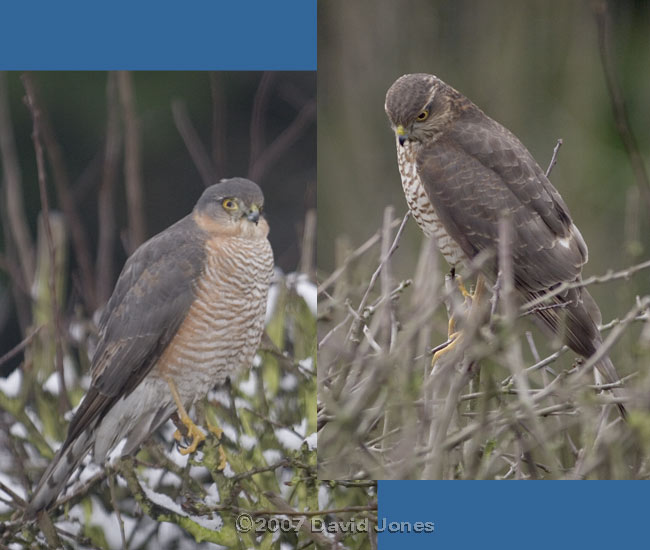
[27,177,274,516]
[384,73,626,417]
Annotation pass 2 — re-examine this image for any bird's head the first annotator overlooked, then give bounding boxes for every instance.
[385,73,457,146]
[194,177,269,239]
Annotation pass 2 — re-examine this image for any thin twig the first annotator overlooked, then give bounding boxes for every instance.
[96,72,121,304]
[378,206,396,348]
[249,72,275,174]
[249,98,316,183]
[117,71,147,252]
[0,326,42,367]
[172,99,216,187]
[263,492,343,548]
[545,138,563,178]
[22,74,71,413]
[251,504,377,517]
[522,258,650,312]
[577,296,650,377]
[318,309,352,350]
[594,1,650,213]
[318,218,403,294]
[109,474,127,550]
[0,72,34,287]
[348,211,410,338]
[209,72,227,179]
[299,208,316,279]
[21,73,96,310]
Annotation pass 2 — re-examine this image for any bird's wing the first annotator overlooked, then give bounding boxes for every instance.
[66,215,206,443]
[416,114,587,293]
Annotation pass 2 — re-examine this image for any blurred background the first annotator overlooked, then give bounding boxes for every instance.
[0,71,316,375]
[318,0,650,318]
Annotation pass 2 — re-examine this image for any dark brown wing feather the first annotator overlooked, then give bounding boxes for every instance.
[416,108,586,294]
[66,215,206,443]
[411,83,626,417]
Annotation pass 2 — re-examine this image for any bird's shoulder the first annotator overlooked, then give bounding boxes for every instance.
[425,106,575,238]
[98,215,207,332]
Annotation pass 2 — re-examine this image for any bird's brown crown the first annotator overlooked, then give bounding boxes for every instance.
[385,73,466,143]
[385,73,440,125]
[193,177,269,239]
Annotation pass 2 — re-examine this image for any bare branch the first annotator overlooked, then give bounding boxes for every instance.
[248,72,275,173]
[96,72,121,304]
[594,1,650,213]
[0,326,42,368]
[348,211,410,339]
[317,217,403,294]
[578,296,650,378]
[21,72,96,310]
[249,97,316,183]
[0,72,34,287]
[299,207,316,279]
[117,71,146,252]
[209,72,227,179]
[22,74,71,413]
[172,99,216,187]
[522,258,650,312]
[545,138,563,178]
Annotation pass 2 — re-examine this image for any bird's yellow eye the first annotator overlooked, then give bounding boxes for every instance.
[222,198,238,211]
[416,110,429,121]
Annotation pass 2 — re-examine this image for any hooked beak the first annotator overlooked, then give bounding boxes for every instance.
[247,204,260,224]
[396,124,408,146]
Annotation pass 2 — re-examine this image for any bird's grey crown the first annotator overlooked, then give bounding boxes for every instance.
[385,73,440,125]
[196,177,265,212]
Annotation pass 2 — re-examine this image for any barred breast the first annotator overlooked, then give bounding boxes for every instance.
[397,139,468,268]
[155,234,274,406]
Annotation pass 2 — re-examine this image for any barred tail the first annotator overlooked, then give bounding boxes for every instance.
[25,428,94,518]
[533,287,628,419]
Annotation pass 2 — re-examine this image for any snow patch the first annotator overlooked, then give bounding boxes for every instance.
[141,483,223,531]
[240,433,257,450]
[238,370,257,397]
[263,449,283,465]
[279,373,298,391]
[294,275,317,316]
[0,368,22,398]
[303,433,317,451]
[274,428,303,451]
[298,357,314,372]
[43,356,79,395]
[9,423,27,439]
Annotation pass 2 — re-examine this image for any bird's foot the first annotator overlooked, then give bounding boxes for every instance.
[446,316,457,339]
[454,274,473,300]
[431,331,462,366]
[207,421,223,439]
[174,416,206,455]
[166,377,206,455]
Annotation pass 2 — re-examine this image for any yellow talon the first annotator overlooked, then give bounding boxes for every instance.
[447,316,457,339]
[166,377,206,455]
[455,275,472,299]
[175,422,206,455]
[216,446,227,470]
[431,332,462,366]
[207,422,223,439]
[431,273,488,367]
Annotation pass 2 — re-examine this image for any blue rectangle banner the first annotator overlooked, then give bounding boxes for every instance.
[378,480,646,549]
[0,1,316,70]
